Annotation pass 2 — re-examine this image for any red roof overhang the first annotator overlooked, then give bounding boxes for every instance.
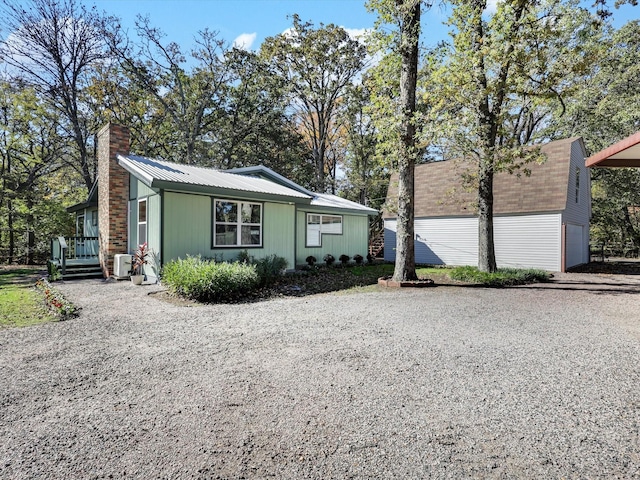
[586,131,640,168]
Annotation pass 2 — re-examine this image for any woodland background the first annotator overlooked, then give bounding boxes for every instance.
[0,0,638,264]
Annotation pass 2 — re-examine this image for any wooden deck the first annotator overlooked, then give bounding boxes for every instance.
[51,236,102,279]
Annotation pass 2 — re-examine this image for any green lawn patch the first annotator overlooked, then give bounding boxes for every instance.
[161,261,551,304]
[0,267,55,328]
[448,265,551,286]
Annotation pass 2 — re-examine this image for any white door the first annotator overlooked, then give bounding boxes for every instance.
[565,224,585,269]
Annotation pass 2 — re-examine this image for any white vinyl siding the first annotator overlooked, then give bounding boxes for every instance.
[563,140,591,226]
[561,140,590,269]
[385,213,562,271]
[385,217,477,266]
[415,217,478,266]
[494,214,561,270]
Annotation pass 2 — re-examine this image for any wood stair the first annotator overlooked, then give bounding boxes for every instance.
[53,260,103,280]
[369,231,384,258]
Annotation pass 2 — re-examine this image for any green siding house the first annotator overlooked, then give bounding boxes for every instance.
[68,124,377,279]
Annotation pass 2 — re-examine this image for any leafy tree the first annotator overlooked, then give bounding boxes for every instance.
[425,0,598,272]
[590,169,640,250]
[104,20,314,186]
[261,15,367,192]
[340,83,382,206]
[106,19,235,165]
[214,48,314,186]
[368,0,422,282]
[0,81,74,263]
[546,20,640,250]
[0,0,117,193]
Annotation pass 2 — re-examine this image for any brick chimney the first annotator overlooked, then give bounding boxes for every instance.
[97,123,130,277]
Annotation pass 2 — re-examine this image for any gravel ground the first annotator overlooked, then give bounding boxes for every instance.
[1,273,640,479]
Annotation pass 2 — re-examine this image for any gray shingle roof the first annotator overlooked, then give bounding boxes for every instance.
[384,137,582,218]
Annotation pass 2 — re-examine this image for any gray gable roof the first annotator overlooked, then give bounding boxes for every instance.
[118,155,378,215]
[384,137,583,218]
[118,154,310,200]
[228,165,377,214]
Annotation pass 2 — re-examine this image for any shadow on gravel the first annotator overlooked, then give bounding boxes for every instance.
[568,259,640,275]
[516,281,640,296]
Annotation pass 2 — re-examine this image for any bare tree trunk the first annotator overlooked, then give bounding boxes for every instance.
[471,0,498,273]
[622,206,640,248]
[7,199,14,264]
[392,0,421,282]
[26,197,35,265]
[478,154,497,271]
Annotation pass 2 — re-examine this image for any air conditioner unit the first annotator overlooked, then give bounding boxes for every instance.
[114,254,132,279]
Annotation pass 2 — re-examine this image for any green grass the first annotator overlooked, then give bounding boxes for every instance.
[448,265,551,286]
[0,267,55,328]
[286,263,549,297]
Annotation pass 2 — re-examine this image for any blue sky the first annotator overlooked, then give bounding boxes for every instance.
[87,0,637,52]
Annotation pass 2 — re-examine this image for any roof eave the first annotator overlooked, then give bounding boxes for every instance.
[155,180,312,204]
[117,154,155,187]
[305,204,379,216]
[586,131,640,168]
[66,201,97,213]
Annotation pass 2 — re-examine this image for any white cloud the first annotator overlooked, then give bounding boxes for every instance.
[233,32,257,50]
[485,0,500,14]
[344,27,369,40]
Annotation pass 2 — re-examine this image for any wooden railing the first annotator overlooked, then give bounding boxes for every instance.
[51,236,99,275]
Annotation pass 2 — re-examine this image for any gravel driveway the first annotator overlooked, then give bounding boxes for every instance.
[1,272,639,479]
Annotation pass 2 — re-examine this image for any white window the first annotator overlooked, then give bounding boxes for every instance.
[214,199,262,247]
[306,213,342,247]
[138,198,147,245]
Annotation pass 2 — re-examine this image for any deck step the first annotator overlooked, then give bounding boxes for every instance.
[62,270,104,279]
[55,262,103,280]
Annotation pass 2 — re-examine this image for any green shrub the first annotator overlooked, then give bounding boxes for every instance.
[161,256,259,302]
[237,249,252,264]
[323,254,335,266]
[339,254,350,265]
[449,266,550,287]
[353,254,364,265]
[253,254,288,286]
[47,260,61,281]
[305,255,317,266]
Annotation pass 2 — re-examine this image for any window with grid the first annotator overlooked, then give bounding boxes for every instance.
[306,213,342,247]
[214,200,262,247]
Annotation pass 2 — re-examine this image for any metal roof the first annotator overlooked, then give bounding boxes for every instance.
[227,165,315,196]
[311,193,379,214]
[586,131,640,168]
[118,154,311,200]
[117,155,378,215]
